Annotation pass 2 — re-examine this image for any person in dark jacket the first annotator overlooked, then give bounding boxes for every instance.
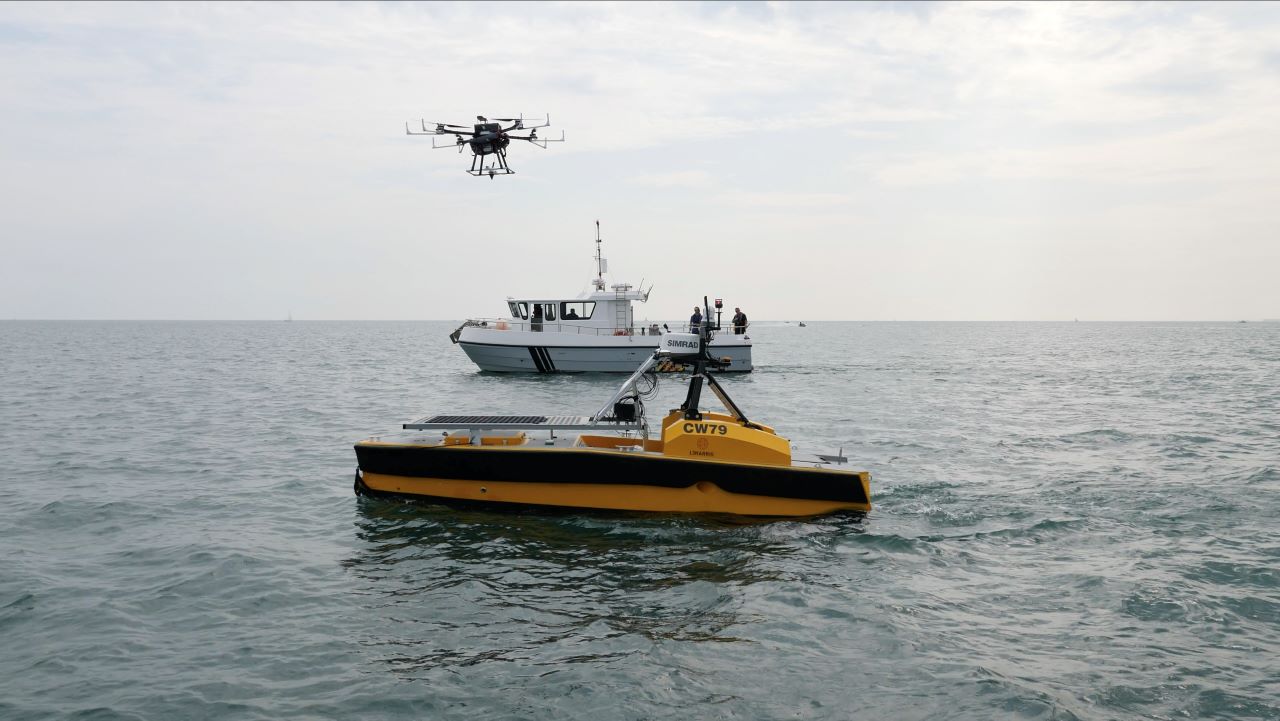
[732,307,748,334]
[689,306,703,334]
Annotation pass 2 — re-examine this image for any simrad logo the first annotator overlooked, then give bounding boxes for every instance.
[668,340,698,348]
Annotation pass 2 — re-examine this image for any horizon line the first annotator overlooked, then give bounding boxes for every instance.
[2,318,1276,323]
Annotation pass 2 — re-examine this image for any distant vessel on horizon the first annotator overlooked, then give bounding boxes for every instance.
[449,222,752,373]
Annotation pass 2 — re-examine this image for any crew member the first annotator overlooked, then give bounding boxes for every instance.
[532,304,543,332]
[689,306,703,334]
[732,307,748,334]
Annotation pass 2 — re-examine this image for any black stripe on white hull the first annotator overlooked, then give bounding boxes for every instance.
[461,342,753,373]
[525,346,557,373]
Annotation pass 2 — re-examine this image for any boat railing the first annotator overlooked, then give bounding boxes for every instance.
[461,318,662,336]
[461,318,750,336]
[674,321,750,334]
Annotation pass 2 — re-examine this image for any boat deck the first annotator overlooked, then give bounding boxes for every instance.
[362,426,848,470]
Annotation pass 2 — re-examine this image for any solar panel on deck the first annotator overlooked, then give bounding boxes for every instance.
[425,415,548,425]
[403,414,638,431]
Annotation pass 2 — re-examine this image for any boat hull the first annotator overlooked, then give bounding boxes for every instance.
[457,329,753,373]
[354,444,869,517]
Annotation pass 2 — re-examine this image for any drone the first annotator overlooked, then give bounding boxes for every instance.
[406,114,565,178]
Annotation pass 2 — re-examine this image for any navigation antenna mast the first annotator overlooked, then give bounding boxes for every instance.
[593,220,607,291]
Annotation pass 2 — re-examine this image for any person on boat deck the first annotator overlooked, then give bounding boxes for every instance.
[532,304,543,331]
[690,306,703,333]
[732,307,748,334]
[564,308,579,319]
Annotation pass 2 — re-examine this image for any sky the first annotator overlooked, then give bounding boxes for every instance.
[1,1,1278,321]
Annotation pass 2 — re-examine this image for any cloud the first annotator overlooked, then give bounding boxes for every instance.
[629,170,713,188]
[1,2,1279,320]
[712,191,854,209]
[873,105,1280,187]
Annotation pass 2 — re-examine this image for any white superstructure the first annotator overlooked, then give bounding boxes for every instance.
[450,225,753,373]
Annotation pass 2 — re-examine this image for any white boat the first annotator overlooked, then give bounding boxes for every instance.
[450,225,753,373]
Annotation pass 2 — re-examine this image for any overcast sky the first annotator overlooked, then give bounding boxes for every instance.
[2,1,1278,321]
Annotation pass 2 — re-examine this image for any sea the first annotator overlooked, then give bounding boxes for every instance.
[1,320,1277,721]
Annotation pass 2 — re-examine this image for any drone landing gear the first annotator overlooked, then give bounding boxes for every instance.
[467,148,516,179]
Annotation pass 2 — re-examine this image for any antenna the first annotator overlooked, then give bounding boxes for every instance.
[593,220,607,291]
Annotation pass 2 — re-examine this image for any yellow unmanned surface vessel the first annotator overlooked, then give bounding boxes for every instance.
[354,300,870,518]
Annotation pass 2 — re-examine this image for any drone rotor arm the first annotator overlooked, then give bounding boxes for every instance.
[509,130,565,148]
[431,136,470,150]
[505,133,548,149]
[410,127,469,137]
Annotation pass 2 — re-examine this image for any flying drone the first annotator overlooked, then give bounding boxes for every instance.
[406,114,565,178]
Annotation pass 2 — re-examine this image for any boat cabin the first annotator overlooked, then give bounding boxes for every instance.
[506,284,651,334]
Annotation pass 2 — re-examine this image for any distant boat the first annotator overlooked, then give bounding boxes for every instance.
[449,225,752,372]
[798,321,807,327]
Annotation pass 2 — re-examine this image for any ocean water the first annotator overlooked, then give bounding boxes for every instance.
[1,320,1277,720]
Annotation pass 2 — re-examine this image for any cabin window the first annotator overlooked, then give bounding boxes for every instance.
[560,302,595,320]
[508,302,520,318]
[517,302,529,320]
[543,303,556,321]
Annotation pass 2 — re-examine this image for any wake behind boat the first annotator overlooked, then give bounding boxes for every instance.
[449,223,753,373]
[357,299,867,517]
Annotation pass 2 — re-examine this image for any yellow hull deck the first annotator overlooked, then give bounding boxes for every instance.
[357,471,868,517]
[354,437,870,518]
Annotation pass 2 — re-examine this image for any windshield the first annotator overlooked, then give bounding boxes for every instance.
[560,302,595,320]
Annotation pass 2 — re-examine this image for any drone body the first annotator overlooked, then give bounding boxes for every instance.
[406,115,564,178]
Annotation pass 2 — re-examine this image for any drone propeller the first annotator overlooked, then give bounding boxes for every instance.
[494,115,550,132]
[407,119,476,137]
[422,120,471,130]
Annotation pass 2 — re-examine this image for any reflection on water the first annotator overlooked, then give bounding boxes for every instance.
[344,500,866,676]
